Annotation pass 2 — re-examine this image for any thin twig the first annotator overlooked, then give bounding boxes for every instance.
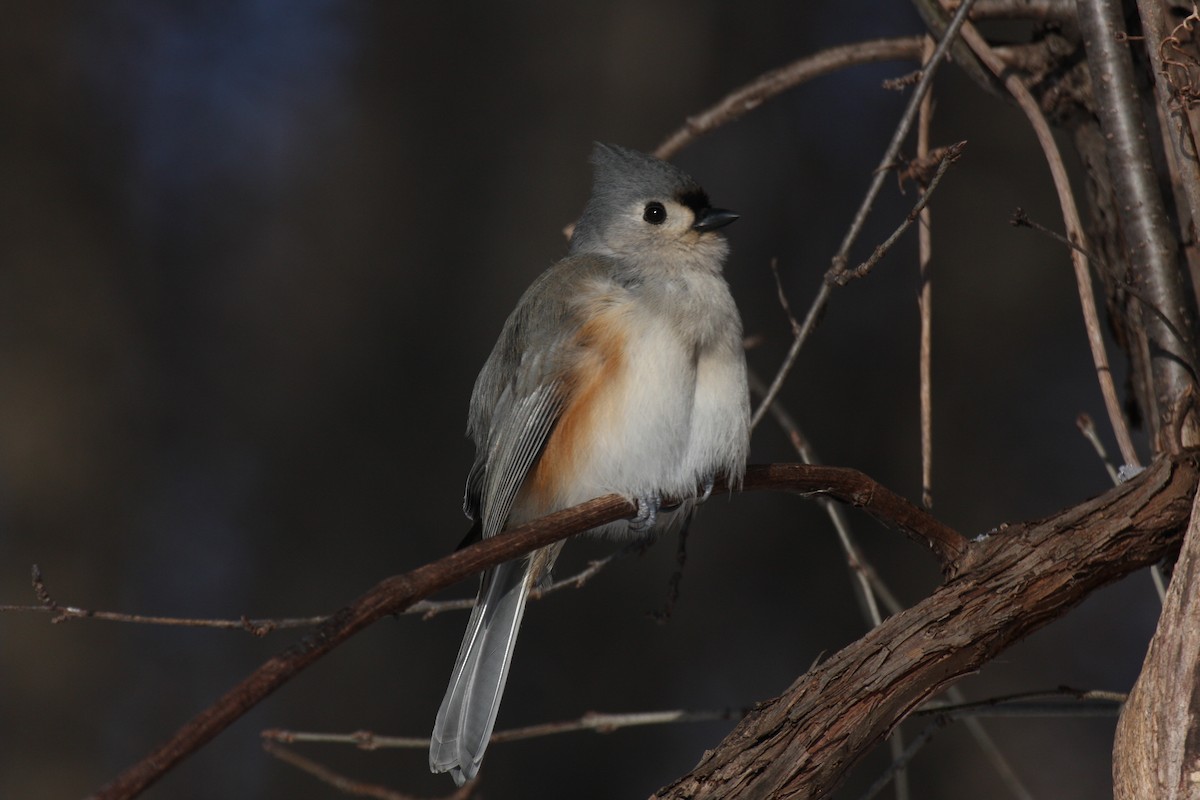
[826,141,966,287]
[655,37,926,160]
[856,720,949,800]
[918,48,936,511]
[916,687,1127,717]
[1011,208,1197,381]
[855,688,1124,800]
[262,740,474,800]
[1076,412,1122,484]
[749,369,899,621]
[3,549,635,633]
[752,0,979,431]
[955,0,1075,19]
[263,708,747,752]
[956,15,1142,468]
[769,258,801,336]
[649,524,690,624]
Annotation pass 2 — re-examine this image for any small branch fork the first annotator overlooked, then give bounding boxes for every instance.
[825,141,966,287]
[2,547,637,634]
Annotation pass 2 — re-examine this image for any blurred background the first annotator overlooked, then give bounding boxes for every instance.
[0,2,1162,798]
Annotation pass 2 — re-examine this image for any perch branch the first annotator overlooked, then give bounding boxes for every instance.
[88,464,960,799]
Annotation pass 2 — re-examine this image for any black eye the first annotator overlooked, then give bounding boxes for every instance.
[643,201,667,225]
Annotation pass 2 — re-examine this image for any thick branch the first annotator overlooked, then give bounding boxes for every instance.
[1078,0,1199,451]
[742,464,966,567]
[1136,0,1200,289]
[653,453,1198,800]
[1114,475,1200,798]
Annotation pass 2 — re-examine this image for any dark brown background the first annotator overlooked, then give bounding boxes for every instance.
[0,2,1156,798]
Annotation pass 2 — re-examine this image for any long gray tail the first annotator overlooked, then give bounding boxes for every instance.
[430,558,531,786]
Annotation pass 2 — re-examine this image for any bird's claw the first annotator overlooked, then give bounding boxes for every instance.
[698,474,716,504]
[630,492,661,531]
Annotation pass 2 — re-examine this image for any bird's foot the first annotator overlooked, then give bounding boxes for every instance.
[630,492,662,532]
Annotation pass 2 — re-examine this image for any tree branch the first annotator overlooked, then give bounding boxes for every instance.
[1078,0,1199,451]
[652,453,1198,799]
[1114,473,1200,798]
[654,37,926,161]
[87,464,955,799]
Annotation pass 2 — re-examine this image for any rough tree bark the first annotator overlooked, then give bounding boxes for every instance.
[1114,486,1200,799]
[653,455,1198,799]
[1101,1,1200,796]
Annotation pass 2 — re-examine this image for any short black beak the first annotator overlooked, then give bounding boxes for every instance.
[692,207,739,232]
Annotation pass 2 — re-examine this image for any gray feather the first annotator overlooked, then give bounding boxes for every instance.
[429,560,531,786]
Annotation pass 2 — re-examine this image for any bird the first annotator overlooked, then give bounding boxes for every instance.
[429,143,750,785]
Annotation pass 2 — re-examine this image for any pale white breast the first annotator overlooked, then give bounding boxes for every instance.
[560,270,749,518]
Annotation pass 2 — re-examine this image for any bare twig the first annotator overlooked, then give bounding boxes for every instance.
[749,371,891,624]
[90,493,635,800]
[0,566,324,635]
[826,141,966,287]
[753,0,979,431]
[3,550,635,632]
[262,740,474,800]
[916,687,1127,718]
[856,720,948,800]
[858,688,1124,800]
[954,0,1075,19]
[263,708,747,752]
[918,50,936,511]
[769,258,801,336]
[654,37,926,160]
[956,15,1143,468]
[1077,412,1123,484]
[1076,406,1172,604]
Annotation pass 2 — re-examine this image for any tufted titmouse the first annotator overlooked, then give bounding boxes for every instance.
[429,143,750,785]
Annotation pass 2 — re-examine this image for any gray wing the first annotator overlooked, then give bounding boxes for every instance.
[433,256,616,784]
[463,257,612,538]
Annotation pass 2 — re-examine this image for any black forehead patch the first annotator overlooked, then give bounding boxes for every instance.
[678,188,711,213]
